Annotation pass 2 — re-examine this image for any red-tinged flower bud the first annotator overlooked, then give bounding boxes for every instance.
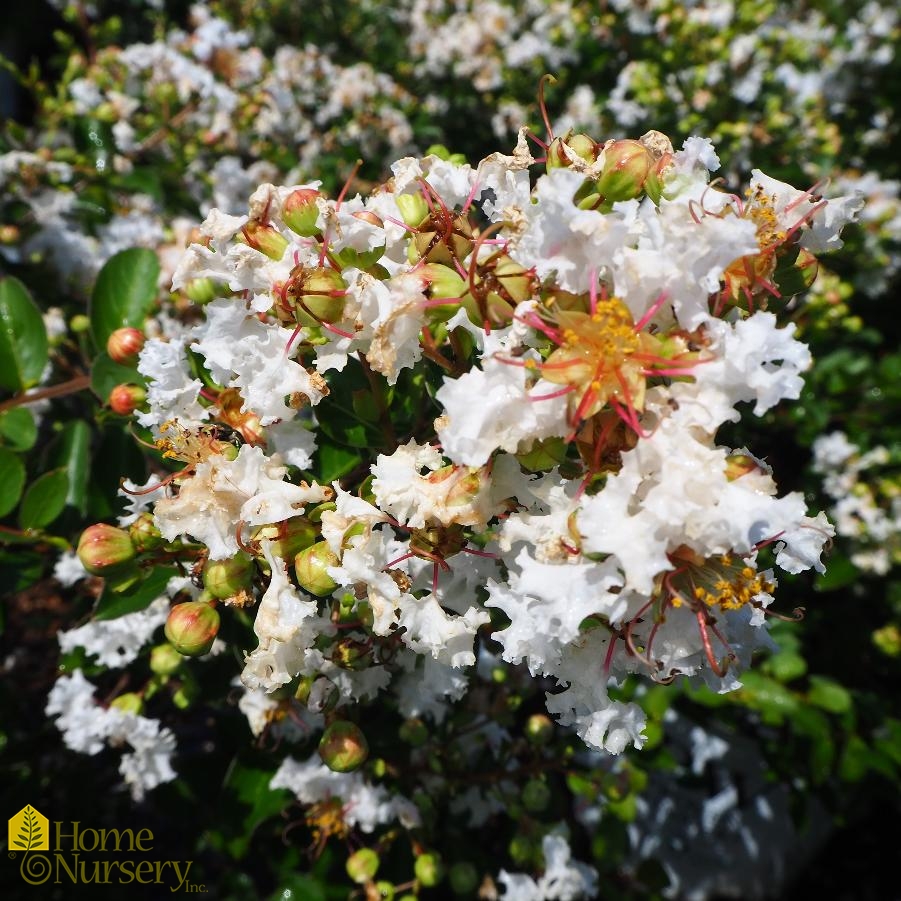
[108,383,147,416]
[0,224,20,244]
[414,853,444,888]
[164,601,220,656]
[318,720,369,772]
[129,512,164,552]
[524,712,554,745]
[295,541,340,596]
[596,139,654,202]
[184,277,222,305]
[283,266,347,328]
[724,453,764,481]
[106,327,145,364]
[395,192,430,228]
[203,551,254,599]
[109,692,144,715]
[149,643,183,676]
[283,188,323,237]
[346,848,380,884]
[77,524,136,575]
[239,219,289,260]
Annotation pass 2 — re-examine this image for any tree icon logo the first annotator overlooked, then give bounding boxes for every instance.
[8,806,49,851]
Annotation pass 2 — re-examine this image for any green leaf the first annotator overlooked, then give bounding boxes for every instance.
[50,420,91,516]
[0,407,38,451]
[18,468,69,530]
[89,247,160,349]
[0,447,26,518]
[315,438,361,483]
[737,671,800,724]
[91,351,144,402]
[807,676,853,715]
[764,651,807,683]
[94,565,176,620]
[0,277,49,391]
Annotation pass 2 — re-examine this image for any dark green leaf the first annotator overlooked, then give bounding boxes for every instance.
[50,420,91,516]
[315,438,361,483]
[18,468,69,530]
[89,247,160,349]
[94,565,176,620]
[0,277,49,391]
[0,447,26,518]
[0,407,38,451]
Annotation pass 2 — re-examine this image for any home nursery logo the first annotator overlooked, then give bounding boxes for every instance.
[7,805,203,891]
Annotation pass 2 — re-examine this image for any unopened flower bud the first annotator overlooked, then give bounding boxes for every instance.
[346,847,380,884]
[449,862,478,895]
[109,692,144,715]
[240,219,289,260]
[150,643,183,676]
[129,512,164,552]
[77,524,136,575]
[184,277,222,304]
[203,552,254,599]
[546,133,599,171]
[522,778,551,812]
[318,720,369,772]
[525,713,554,745]
[414,852,444,887]
[399,717,429,747]
[596,139,654,202]
[283,187,323,236]
[164,601,220,656]
[725,453,764,481]
[283,266,347,328]
[0,224,20,244]
[375,881,395,900]
[332,638,370,670]
[295,541,339,596]
[106,327,145,364]
[108,383,146,415]
[395,192,430,228]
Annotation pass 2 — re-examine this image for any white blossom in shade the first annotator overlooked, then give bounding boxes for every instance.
[498,833,599,901]
[511,167,636,294]
[774,511,835,575]
[544,630,648,754]
[435,355,569,467]
[485,550,625,674]
[270,755,421,833]
[241,539,328,692]
[190,299,326,424]
[371,439,504,530]
[136,338,209,433]
[153,444,328,559]
[46,670,176,800]
[58,597,169,668]
[53,550,88,586]
[395,592,489,668]
[265,419,317,469]
[693,313,811,418]
[748,170,864,254]
[362,271,429,384]
[395,651,469,723]
[299,649,393,703]
[449,784,509,828]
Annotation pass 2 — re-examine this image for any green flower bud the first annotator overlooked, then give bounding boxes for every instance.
[77,524,136,575]
[318,720,369,772]
[106,327,146,365]
[449,861,478,895]
[283,187,323,237]
[395,192,430,228]
[109,692,144,715]
[399,717,429,747]
[282,266,347,328]
[525,713,554,746]
[149,643,183,676]
[70,314,90,333]
[522,779,551,812]
[183,277,222,305]
[374,881,395,900]
[546,133,600,171]
[108,383,147,416]
[203,551,255,599]
[414,852,444,887]
[128,512,164,552]
[253,516,318,560]
[239,219,289,260]
[332,638,370,670]
[295,541,340,596]
[596,139,654,203]
[346,847,380,884]
[164,601,220,656]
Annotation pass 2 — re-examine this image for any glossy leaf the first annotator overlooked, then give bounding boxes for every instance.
[18,468,69,530]
[94,565,176,620]
[0,277,49,391]
[50,420,91,516]
[91,351,145,402]
[0,407,38,452]
[89,247,160,349]
[0,447,26,518]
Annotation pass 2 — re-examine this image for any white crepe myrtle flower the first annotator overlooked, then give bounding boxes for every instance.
[498,833,599,900]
